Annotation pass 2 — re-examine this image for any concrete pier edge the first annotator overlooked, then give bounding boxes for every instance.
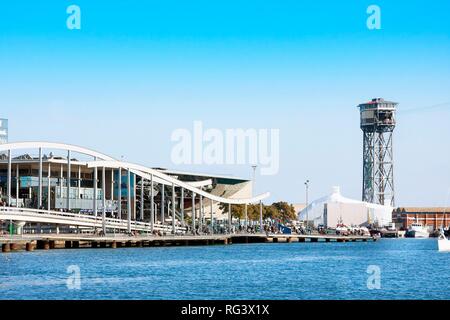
[0,233,376,253]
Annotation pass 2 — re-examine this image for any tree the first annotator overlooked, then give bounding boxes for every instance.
[263,205,278,220]
[218,203,245,219]
[218,201,297,222]
[271,202,297,222]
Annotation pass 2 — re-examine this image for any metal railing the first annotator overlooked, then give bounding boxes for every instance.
[0,206,187,234]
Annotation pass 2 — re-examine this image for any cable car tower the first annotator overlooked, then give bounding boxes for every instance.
[358,98,397,206]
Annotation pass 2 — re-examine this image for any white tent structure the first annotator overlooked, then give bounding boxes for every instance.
[298,186,393,228]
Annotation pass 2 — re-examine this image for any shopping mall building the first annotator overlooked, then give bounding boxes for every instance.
[0,119,269,234]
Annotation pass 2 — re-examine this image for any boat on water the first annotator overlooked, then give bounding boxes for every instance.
[438,230,450,252]
[436,192,450,251]
[335,223,350,236]
[406,223,429,238]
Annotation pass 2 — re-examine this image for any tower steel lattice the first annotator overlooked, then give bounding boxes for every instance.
[358,98,397,206]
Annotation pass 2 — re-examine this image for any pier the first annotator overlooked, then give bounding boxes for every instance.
[0,233,376,252]
[0,142,378,254]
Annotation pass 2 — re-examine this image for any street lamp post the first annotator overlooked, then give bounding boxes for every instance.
[304,180,310,227]
[251,165,257,197]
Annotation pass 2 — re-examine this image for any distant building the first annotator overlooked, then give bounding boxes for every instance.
[393,207,450,231]
[298,186,393,228]
[293,203,306,215]
[0,118,7,144]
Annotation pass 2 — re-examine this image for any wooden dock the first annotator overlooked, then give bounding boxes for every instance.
[0,233,377,252]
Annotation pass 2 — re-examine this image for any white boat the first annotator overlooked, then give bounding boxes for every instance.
[438,231,450,252]
[407,223,429,238]
[336,224,350,236]
[386,222,397,231]
[436,192,450,251]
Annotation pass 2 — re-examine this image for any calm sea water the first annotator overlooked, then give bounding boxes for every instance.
[0,238,448,300]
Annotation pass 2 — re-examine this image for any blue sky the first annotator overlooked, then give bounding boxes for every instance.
[0,0,449,206]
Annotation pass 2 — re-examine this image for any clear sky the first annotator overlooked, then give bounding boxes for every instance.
[0,0,449,206]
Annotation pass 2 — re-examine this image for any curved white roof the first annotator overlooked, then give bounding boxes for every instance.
[0,141,269,205]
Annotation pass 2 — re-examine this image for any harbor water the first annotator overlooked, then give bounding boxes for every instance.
[0,238,449,300]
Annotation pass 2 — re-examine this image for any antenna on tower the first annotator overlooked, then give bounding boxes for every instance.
[358,98,397,206]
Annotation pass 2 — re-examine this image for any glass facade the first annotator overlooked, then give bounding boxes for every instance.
[56,186,102,200]
[113,171,135,198]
